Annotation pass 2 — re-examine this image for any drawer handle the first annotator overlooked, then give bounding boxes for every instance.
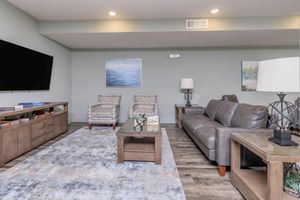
[40,138,44,142]
[15,140,18,144]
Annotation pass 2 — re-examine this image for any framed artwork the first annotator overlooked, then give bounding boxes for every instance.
[241,61,259,91]
[105,59,142,87]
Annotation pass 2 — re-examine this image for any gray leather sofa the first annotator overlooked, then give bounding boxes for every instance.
[182,99,272,176]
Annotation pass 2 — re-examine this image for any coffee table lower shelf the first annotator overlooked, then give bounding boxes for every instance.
[117,136,161,164]
[232,169,296,200]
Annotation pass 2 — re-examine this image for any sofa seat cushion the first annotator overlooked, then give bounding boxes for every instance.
[231,103,268,128]
[215,101,238,127]
[182,114,223,133]
[194,126,218,149]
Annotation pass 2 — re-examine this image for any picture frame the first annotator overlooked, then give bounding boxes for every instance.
[241,61,259,91]
[105,59,142,87]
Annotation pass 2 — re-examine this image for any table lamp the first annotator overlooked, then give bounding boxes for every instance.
[256,57,300,146]
[181,78,194,107]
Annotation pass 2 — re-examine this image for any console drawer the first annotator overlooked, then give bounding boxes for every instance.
[31,124,54,139]
[31,134,50,149]
[31,118,54,130]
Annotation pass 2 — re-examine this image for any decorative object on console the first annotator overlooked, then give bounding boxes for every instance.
[241,61,259,91]
[181,78,194,107]
[257,57,300,146]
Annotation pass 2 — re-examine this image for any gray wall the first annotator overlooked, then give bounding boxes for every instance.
[71,48,299,123]
[0,1,72,119]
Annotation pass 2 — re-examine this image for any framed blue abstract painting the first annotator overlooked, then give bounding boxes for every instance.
[105,59,142,87]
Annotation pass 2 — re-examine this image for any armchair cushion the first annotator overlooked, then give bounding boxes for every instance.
[98,95,121,105]
[205,100,220,120]
[215,101,238,127]
[231,104,268,129]
[134,95,157,104]
[132,104,156,116]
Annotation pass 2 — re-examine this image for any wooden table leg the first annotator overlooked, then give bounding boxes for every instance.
[231,139,241,172]
[117,135,124,163]
[155,136,161,164]
[231,139,241,187]
[268,162,283,200]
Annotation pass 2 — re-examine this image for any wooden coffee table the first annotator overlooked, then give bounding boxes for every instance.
[116,118,162,164]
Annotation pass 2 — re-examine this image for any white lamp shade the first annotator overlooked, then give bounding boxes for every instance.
[256,57,300,92]
[181,78,194,89]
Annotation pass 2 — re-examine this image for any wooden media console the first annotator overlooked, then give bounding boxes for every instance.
[0,102,68,167]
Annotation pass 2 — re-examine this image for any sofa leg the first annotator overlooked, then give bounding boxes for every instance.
[218,165,226,176]
[113,123,116,130]
[88,123,92,129]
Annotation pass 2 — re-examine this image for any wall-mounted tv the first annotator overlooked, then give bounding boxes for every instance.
[0,39,53,91]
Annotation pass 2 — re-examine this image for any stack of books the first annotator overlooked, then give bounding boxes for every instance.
[147,116,159,126]
[18,102,44,108]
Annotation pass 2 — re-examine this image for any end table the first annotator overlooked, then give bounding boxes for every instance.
[175,104,202,128]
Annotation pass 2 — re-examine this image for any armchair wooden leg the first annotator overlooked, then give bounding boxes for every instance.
[113,123,116,130]
[88,123,92,129]
[218,165,226,176]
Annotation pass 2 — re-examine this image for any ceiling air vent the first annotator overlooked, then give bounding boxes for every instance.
[186,19,208,29]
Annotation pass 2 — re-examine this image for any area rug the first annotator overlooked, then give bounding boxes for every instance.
[0,127,186,200]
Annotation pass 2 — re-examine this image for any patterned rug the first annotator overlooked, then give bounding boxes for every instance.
[0,127,186,200]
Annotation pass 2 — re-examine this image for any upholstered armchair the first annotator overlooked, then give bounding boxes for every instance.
[129,95,159,118]
[88,94,121,130]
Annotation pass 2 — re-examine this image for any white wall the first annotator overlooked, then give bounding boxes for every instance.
[71,48,299,123]
[0,1,72,120]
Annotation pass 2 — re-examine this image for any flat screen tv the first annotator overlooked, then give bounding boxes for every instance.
[0,39,53,91]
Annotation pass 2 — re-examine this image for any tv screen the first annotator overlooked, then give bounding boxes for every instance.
[0,39,53,91]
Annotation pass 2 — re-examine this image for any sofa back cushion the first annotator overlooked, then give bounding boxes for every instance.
[215,101,238,127]
[231,104,268,128]
[205,100,220,120]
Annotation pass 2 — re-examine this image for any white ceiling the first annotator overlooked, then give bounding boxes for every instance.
[7,0,300,20]
[6,0,300,49]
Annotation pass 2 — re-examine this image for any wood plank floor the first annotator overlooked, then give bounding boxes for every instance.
[0,123,244,200]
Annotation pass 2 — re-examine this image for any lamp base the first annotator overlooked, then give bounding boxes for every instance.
[268,129,298,146]
[185,101,191,107]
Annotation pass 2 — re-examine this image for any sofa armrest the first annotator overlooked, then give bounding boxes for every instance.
[183,107,205,115]
[215,127,272,166]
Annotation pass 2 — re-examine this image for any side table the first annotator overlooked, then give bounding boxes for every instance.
[231,132,300,200]
[175,104,202,128]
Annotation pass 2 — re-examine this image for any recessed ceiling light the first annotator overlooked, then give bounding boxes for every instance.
[210,8,219,14]
[108,11,117,17]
